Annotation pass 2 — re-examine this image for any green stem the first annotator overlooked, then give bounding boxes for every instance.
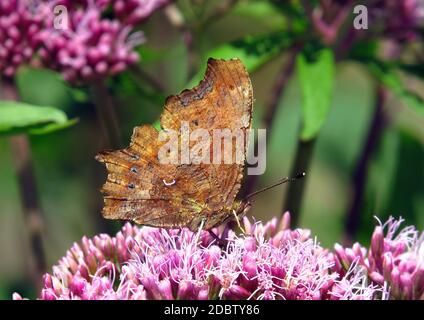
[241,46,300,199]
[90,80,122,149]
[1,79,46,290]
[344,85,386,242]
[90,80,124,235]
[164,3,198,79]
[130,64,165,93]
[283,139,316,227]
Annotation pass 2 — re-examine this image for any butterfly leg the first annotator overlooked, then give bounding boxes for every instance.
[208,230,227,247]
[232,210,246,234]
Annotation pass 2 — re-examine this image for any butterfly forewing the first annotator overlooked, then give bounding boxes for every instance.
[96,58,253,230]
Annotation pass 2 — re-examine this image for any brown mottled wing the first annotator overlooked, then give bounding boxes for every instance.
[96,58,253,228]
[96,125,212,228]
[161,58,253,210]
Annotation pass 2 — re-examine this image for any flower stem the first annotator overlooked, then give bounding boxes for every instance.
[90,80,124,234]
[164,4,197,79]
[130,64,165,92]
[344,85,387,242]
[301,0,355,45]
[283,138,316,227]
[1,79,46,289]
[202,0,240,27]
[90,80,122,149]
[241,46,300,199]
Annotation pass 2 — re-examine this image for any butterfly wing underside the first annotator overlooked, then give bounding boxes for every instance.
[96,58,253,229]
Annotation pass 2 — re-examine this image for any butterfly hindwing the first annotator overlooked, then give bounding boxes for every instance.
[96,125,213,227]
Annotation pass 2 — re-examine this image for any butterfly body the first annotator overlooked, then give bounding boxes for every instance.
[184,200,250,231]
[96,58,253,231]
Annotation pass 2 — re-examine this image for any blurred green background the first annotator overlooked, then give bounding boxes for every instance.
[1,0,423,299]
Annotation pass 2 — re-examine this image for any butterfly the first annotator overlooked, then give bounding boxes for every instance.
[96,58,254,231]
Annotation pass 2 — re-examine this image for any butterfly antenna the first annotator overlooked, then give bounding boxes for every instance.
[245,172,306,200]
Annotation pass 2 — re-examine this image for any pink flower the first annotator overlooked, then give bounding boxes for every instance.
[36,223,142,300]
[112,0,172,26]
[0,0,167,81]
[0,0,45,77]
[14,213,388,300]
[37,1,143,83]
[369,0,424,41]
[333,217,424,300]
[9,0,170,83]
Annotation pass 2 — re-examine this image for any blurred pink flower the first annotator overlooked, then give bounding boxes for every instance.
[332,217,424,300]
[14,213,389,300]
[48,0,112,10]
[37,0,143,83]
[370,0,424,41]
[0,0,45,77]
[113,0,172,26]
[0,0,170,83]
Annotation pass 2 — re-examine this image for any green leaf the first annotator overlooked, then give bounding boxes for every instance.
[368,62,424,117]
[188,31,298,87]
[349,49,424,117]
[16,67,71,109]
[297,48,335,141]
[187,45,271,88]
[136,46,168,65]
[398,63,424,80]
[29,118,79,135]
[395,90,424,118]
[0,101,75,136]
[270,0,307,20]
[232,1,286,27]
[152,119,161,131]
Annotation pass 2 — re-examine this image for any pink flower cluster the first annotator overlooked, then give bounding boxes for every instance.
[0,0,44,77]
[16,212,422,300]
[113,0,171,26]
[0,0,170,82]
[332,217,424,300]
[376,0,424,41]
[37,1,143,83]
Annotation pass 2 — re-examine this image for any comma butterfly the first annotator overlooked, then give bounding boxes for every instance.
[96,58,254,231]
